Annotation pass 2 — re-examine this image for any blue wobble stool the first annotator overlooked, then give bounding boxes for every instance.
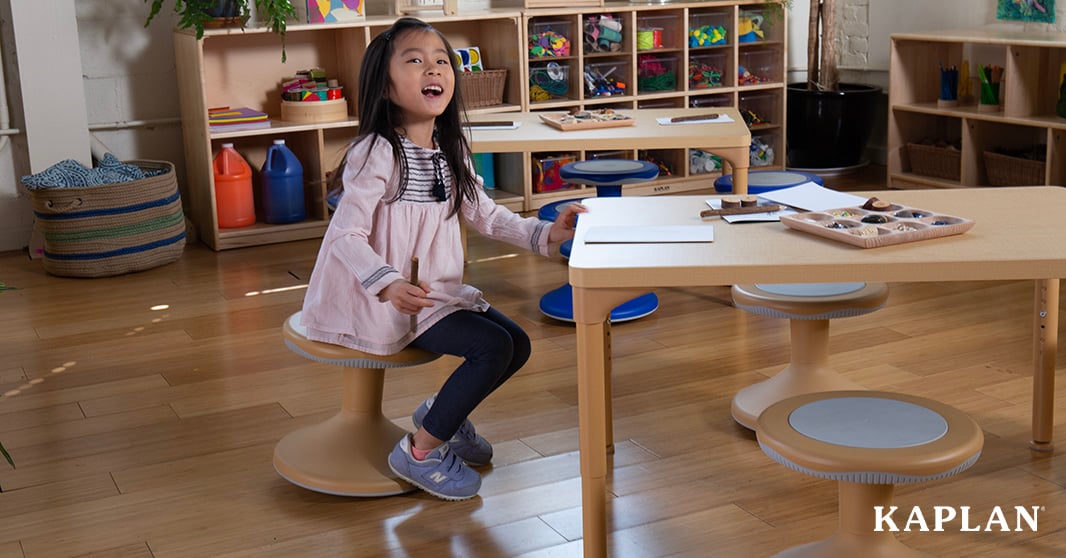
[714,169,823,195]
[539,159,660,323]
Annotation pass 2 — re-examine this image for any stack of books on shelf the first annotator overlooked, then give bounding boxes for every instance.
[208,107,270,132]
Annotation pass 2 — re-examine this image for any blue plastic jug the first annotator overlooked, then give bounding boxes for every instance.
[261,139,306,224]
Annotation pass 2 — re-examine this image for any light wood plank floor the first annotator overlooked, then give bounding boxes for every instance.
[2,168,1066,557]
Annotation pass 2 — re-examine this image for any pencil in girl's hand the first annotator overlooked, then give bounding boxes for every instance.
[410,257,419,286]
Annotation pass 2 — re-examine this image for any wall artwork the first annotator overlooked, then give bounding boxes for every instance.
[997,0,1055,23]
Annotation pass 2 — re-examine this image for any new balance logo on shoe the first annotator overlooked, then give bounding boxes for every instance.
[428,471,449,484]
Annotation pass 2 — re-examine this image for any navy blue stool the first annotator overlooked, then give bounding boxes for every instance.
[539,160,660,323]
[714,169,823,195]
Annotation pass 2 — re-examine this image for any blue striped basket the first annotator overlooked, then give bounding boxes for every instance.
[29,160,186,277]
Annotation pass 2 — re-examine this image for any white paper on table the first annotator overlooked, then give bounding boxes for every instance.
[757,182,868,212]
[656,114,734,125]
[584,225,714,244]
[704,198,798,222]
[464,122,522,130]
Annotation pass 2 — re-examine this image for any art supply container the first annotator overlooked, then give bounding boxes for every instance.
[212,143,255,228]
[261,139,306,224]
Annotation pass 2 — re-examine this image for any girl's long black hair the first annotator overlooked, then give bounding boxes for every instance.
[327,17,479,217]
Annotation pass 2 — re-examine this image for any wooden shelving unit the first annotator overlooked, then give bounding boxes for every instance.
[175,3,786,250]
[888,28,1066,190]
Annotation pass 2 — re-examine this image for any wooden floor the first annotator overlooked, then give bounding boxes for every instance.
[3,166,1066,557]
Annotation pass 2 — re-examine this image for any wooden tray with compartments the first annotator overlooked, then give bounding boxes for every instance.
[779,199,975,248]
[539,109,635,131]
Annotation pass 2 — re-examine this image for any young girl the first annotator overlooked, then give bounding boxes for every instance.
[300,17,586,501]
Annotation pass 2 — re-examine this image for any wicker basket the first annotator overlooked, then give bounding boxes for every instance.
[983,151,1046,186]
[460,69,507,108]
[27,160,186,278]
[906,143,961,181]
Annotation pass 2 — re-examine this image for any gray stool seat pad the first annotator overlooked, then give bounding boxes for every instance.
[756,283,866,297]
[789,397,948,448]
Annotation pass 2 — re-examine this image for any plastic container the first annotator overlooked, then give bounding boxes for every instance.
[260,139,306,224]
[584,61,628,98]
[636,15,678,50]
[689,10,731,47]
[689,52,728,89]
[530,62,570,101]
[532,152,578,193]
[212,143,256,228]
[637,56,678,93]
[529,20,572,58]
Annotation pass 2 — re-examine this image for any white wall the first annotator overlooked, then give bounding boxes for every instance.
[2,0,1066,251]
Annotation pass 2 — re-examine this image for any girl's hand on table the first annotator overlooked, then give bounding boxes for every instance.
[549,202,588,243]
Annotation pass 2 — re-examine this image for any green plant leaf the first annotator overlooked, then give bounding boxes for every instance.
[0,441,13,469]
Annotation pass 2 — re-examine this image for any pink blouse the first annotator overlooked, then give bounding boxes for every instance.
[300,135,552,355]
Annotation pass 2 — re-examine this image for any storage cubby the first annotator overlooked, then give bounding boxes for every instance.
[889,29,1066,190]
[176,2,789,249]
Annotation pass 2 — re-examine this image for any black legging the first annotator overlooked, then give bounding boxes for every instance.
[409,307,531,441]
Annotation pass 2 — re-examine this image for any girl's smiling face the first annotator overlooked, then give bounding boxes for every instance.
[387,29,455,126]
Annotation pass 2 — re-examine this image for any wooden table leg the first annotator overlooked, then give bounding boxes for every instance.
[707,144,750,196]
[573,286,647,558]
[1031,278,1059,452]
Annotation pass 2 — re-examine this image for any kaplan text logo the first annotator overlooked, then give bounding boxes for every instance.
[873,506,1043,532]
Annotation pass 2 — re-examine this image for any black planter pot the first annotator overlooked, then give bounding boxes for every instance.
[786,83,882,169]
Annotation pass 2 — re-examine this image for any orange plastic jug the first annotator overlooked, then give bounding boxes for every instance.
[213,143,255,228]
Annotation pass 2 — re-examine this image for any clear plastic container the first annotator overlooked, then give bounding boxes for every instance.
[637,56,678,93]
[689,53,727,89]
[532,153,579,193]
[584,61,628,98]
[530,62,570,101]
[739,92,778,128]
[529,19,572,58]
[738,48,778,85]
[636,15,678,50]
[689,10,731,47]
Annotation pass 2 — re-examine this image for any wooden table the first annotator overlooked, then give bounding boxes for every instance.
[465,107,753,195]
[568,187,1066,557]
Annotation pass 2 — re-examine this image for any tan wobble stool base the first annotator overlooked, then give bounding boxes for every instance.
[757,390,984,558]
[275,312,439,496]
[731,282,889,429]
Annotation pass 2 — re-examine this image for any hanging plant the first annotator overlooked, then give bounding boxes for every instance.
[144,0,297,61]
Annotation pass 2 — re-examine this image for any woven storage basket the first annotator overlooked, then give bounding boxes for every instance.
[28,160,186,278]
[460,69,507,108]
[983,151,1046,186]
[906,143,961,181]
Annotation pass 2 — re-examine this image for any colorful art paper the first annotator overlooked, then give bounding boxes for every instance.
[308,0,364,23]
[997,0,1055,23]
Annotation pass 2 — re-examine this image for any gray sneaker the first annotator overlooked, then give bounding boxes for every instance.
[388,435,481,501]
[412,395,494,467]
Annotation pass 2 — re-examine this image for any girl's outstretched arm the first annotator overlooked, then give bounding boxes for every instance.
[548,202,588,244]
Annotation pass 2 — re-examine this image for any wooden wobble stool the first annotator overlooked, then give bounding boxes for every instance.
[757,390,984,557]
[275,312,439,496]
[730,282,889,429]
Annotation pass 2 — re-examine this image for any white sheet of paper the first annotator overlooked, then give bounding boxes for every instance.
[584,225,714,244]
[464,122,522,130]
[705,198,798,222]
[656,114,734,125]
[758,182,867,212]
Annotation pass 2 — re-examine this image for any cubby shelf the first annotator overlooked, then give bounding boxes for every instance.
[888,28,1066,190]
[176,3,787,250]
